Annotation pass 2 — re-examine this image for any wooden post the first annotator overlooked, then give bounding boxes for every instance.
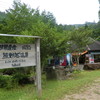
[35,38,42,97]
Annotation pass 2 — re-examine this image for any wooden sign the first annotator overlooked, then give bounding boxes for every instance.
[0,44,36,69]
[0,34,42,97]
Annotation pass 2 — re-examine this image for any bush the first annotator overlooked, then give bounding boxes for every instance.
[12,73,30,85]
[0,75,13,89]
[0,72,35,89]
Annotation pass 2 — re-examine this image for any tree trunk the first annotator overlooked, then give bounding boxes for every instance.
[77,56,80,67]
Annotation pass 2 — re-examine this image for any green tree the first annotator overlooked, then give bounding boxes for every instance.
[41,11,57,27]
[0,12,6,22]
[4,1,35,34]
[16,21,69,69]
[92,22,100,40]
[67,27,93,65]
[0,1,39,43]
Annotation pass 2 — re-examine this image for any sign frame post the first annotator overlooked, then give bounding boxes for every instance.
[35,38,42,97]
[0,33,42,97]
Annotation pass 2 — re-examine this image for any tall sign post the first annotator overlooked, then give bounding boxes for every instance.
[35,38,42,96]
[0,34,42,97]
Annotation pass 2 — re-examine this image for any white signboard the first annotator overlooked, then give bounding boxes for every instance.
[89,54,94,64]
[0,44,36,69]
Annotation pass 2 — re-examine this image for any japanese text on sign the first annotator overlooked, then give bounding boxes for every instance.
[0,44,36,69]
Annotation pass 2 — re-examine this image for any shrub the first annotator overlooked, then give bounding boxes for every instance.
[12,73,30,85]
[0,75,13,89]
[0,72,35,89]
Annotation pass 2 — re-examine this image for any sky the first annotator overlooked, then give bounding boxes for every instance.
[0,0,99,25]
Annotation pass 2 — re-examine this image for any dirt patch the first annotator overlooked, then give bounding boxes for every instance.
[62,78,100,100]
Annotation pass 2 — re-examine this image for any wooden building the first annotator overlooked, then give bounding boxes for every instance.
[84,41,100,69]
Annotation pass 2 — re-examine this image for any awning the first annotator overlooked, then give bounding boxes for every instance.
[72,50,88,56]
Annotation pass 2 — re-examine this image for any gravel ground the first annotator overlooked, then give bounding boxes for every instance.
[62,78,100,100]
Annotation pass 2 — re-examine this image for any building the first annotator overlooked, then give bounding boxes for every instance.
[84,41,100,69]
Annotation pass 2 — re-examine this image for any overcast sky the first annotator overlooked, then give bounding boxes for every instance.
[0,0,99,25]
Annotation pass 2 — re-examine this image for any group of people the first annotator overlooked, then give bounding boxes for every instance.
[48,53,74,67]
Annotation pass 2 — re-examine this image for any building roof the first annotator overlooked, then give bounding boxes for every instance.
[86,41,100,51]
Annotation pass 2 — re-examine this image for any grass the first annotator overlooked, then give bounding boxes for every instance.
[0,70,100,100]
